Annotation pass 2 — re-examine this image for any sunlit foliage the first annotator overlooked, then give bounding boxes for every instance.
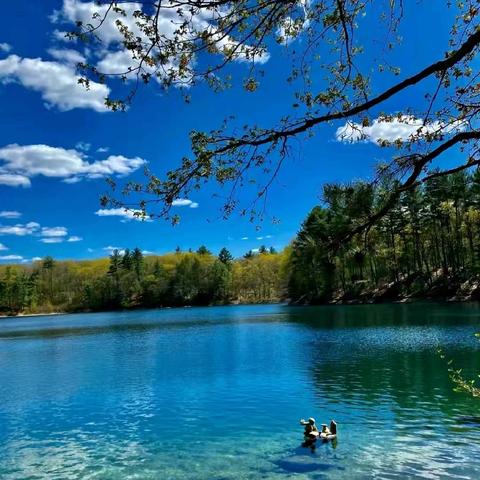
[0,247,287,314]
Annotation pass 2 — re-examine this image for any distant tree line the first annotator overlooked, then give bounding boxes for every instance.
[0,246,286,315]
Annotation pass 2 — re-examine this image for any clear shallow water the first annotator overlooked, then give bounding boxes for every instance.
[0,303,479,479]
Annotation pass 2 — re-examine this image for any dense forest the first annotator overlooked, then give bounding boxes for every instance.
[4,170,480,315]
[0,246,287,315]
[288,170,480,304]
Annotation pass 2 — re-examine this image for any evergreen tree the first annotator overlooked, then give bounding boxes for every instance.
[42,256,55,304]
[197,245,211,255]
[132,248,144,280]
[122,249,133,270]
[218,248,233,265]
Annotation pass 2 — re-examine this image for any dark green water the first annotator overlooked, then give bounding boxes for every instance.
[0,303,479,479]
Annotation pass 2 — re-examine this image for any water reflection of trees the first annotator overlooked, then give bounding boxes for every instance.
[283,303,480,419]
[312,350,478,412]
[283,302,480,330]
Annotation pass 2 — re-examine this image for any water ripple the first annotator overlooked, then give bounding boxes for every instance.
[0,304,479,479]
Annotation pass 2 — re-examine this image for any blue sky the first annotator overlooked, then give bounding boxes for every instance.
[0,1,462,262]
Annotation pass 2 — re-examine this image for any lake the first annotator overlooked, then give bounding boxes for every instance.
[0,303,479,479]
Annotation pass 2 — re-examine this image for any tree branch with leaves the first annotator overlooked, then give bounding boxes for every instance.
[65,1,480,231]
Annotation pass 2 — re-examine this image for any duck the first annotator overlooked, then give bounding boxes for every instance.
[302,419,337,442]
[318,420,337,441]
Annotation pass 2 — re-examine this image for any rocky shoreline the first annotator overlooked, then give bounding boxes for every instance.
[327,272,480,305]
[288,270,480,306]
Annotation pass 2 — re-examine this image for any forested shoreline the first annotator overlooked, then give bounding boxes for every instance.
[288,170,480,305]
[3,170,480,315]
[0,246,287,315]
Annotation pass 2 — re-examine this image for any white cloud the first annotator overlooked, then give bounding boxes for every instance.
[0,222,40,236]
[0,144,145,187]
[17,256,43,264]
[57,0,140,43]
[37,226,76,243]
[55,0,177,82]
[103,245,125,255]
[171,198,199,209]
[75,141,91,152]
[0,54,109,112]
[47,47,86,66]
[41,226,68,237]
[203,25,270,65]
[0,243,7,251]
[97,146,109,153]
[62,177,82,184]
[52,30,70,42]
[0,42,11,53]
[276,1,310,45]
[40,237,64,244]
[0,254,23,261]
[241,237,249,240]
[96,50,138,76]
[0,222,79,244]
[0,210,21,219]
[95,208,152,222]
[53,0,270,88]
[79,155,146,178]
[67,235,82,242]
[336,116,466,144]
[0,173,31,187]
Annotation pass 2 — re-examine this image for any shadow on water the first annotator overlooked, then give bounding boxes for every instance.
[454,415,480,427]
[276,444,344,476]
[283,301,480,329]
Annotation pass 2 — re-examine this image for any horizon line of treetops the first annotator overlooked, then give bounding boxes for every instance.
[0,244,286,314]
[3,168,480,314]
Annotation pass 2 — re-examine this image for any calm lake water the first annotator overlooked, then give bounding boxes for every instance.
[0,303,480,479]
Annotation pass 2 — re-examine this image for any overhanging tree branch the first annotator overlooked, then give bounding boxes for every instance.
[337,130,480,246]
[82,2,480,227]
[211,27,480,154]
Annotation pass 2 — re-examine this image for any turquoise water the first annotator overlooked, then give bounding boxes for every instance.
[0,303,480,479]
